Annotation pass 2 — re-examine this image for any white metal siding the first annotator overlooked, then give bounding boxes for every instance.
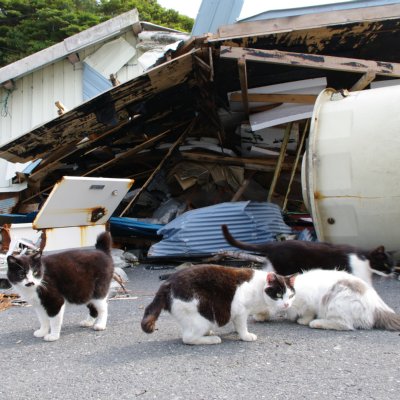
[0,30,142,146]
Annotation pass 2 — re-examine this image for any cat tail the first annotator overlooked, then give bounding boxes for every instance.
[95,231,112,256]
[141,282,171,333]
[374,309,400,330]
[221,224,261,251]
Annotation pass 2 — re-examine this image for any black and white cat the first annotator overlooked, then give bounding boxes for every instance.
[6,231,114,341]
[284,269,400,331]
[141,264,295,345]
[222,224,394,285]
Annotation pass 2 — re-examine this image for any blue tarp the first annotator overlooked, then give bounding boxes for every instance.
[148,201,292,257]
[109,217,163,238]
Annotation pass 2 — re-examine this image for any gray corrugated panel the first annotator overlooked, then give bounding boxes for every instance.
[192,0,244,35]
[148,201,292,257]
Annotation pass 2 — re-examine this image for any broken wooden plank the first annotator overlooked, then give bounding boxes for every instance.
[27,119,133,185]
[209,47,214,82]
[119,119,197,217]
[282,119,309,212]
[238,58,250,118]
[55,101,67,115]
[181,151,295,172]
[220,46,400,78]
[83,129,172,177]
[230,93,318,104]
[350,70,376,91]
[213,3,400,40]
[267,122,292,203]
[231,171,255,201]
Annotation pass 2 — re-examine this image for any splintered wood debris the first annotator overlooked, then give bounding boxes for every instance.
[0,293,25,312]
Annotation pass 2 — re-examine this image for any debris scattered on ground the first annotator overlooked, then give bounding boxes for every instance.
[0,293,23,312]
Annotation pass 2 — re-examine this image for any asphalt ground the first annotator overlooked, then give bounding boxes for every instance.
[1,264,400,400]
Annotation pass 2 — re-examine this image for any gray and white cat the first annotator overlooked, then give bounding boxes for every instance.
[141,264,295,345]
[6,232,114,341]
[285,269,400,330]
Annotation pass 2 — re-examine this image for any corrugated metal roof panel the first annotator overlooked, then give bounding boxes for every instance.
[192,0,244,35]
[238,0,399,23]
[148,201,292,257]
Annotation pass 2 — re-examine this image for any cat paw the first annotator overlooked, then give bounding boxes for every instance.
[34,329,48,338]
[93,323,106,331]
[80,319,95,328]
[241,332,257,342]
[205,335,222,345]
[182,335,222,345]
[43,333,60,342]
[297,316,314,325]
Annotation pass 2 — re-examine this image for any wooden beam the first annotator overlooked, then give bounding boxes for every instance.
[231,171,255,202]
[209,47,214,82]
[119,120,197,217]
[214,4,400,40]
[220,46,400,78]
[55,101,67,115]
[83,130,171,177]
[230,92,318,104]
[350,70,376,91]
[238,58,249,118]
[27,119,133,185]
[282,119,309,211]
[267,122,292,203]
[181,152,294,172]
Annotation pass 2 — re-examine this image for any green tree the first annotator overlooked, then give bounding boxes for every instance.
[99,0,193,32]
[0,0,193,67]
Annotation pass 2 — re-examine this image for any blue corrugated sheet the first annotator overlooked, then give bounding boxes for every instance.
[83,62,112,101]
[148,201,292,257]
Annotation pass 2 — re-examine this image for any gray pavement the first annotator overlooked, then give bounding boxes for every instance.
[1,264,400,400]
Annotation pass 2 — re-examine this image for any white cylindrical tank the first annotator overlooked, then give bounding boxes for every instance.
[302,86,400,251]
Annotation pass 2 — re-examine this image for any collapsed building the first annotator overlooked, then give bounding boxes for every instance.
[1,1,400,258]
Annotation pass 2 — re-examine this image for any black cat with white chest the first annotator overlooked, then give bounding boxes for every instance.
[7,231,114,341]
[222,225,394,285]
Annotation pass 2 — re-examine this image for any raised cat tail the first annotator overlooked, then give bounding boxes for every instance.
[374,308,400,330]
[141,282,171,333]
[221,224,261,251]
[95,231,112,256]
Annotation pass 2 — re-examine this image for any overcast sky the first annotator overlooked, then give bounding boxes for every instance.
[158,0,353,19]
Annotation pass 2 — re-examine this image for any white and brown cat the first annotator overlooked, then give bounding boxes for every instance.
[7,231,114,341]
[141,264,295,345]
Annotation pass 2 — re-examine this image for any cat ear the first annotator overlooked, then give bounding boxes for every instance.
[7,255,18,268]
[266,272,276,284]
[286,273,298,287]
[32,252,42,262]
[370,245,385,256]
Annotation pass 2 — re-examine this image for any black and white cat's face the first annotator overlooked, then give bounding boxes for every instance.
[263,273,295,311]
[7,253,43,289]
[368,246,394,276]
